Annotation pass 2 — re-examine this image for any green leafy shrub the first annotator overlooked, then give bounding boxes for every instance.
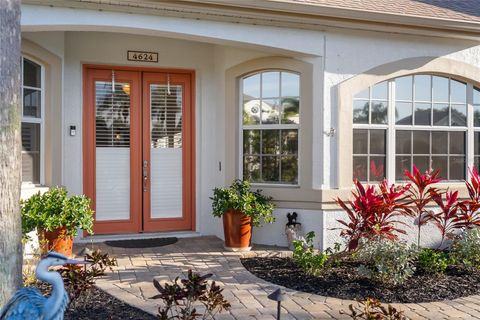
[356,239,417,285]
[292,231,328,276]
[21,187,94,239]
[211,180,274,227]
[417,248,451,274]
[451,228,480,270]
[292,231,341,275]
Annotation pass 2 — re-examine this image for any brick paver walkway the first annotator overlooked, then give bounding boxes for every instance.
[79,236,480,319]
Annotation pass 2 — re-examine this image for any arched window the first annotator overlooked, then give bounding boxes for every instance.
[352,74,479,182]
[240,71,300,184]
[21,57,44,184]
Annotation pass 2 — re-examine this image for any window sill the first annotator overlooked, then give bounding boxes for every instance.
[251,183,300,189]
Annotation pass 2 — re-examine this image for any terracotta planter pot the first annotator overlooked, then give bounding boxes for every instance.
[222,210,252,251]
[39,227,73,257]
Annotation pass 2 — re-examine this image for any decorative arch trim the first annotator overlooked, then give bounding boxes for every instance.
[21,39,63,187]
[337,56,480,188]
[224,56,319,204]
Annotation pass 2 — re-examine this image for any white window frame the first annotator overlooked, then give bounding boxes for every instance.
[21,56,45,185]
[239,70,301,187]
[353,75,474,183]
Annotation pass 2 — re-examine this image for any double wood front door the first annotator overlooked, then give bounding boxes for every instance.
[83,66,195,234]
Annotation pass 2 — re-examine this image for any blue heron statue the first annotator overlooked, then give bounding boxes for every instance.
[0,251,89,320]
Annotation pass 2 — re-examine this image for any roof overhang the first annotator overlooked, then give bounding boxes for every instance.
[23,0,480,41]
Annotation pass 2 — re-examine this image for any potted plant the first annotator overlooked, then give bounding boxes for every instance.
[211,180,274,251]
[21,187,94,256]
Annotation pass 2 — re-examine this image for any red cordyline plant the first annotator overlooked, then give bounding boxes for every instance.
[403,165,442,247]
[427,190,460,249]
[456,168,480,230]
[336,179,411,251]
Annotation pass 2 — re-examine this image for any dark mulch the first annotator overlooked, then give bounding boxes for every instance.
[241,257,480,303]
[105,237,177,248]
[65,287,157,320]
[35,284,157,320]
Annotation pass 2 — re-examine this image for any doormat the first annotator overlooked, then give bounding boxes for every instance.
[105,237,178,248]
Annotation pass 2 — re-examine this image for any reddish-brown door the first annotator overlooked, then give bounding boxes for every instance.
[83,66,195,235]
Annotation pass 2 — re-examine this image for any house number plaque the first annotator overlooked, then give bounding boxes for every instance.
[127,51,158,62]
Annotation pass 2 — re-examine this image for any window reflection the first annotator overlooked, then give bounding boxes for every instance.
[241,71,300,184]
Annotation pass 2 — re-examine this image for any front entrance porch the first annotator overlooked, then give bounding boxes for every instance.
[76,237,480,320]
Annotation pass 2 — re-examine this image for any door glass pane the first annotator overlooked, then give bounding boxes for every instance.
[95,81,131,221]
[21,122,40,183]
[151,85,182,148]
[150,84,183,218]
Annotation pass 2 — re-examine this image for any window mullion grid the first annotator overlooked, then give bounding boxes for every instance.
[447,132,451,180]
[21,57,24,117]
[367,129,371,183]
[387,80,396,182]
[467,83,474,180]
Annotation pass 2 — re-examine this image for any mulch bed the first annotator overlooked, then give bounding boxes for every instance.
[35,284,157,320]
[241,257,480,303]
[65,287,157,320]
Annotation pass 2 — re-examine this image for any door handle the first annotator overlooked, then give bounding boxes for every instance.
[143,160,148,192]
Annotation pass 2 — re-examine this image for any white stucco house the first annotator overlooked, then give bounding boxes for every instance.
[20,0,480,249]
